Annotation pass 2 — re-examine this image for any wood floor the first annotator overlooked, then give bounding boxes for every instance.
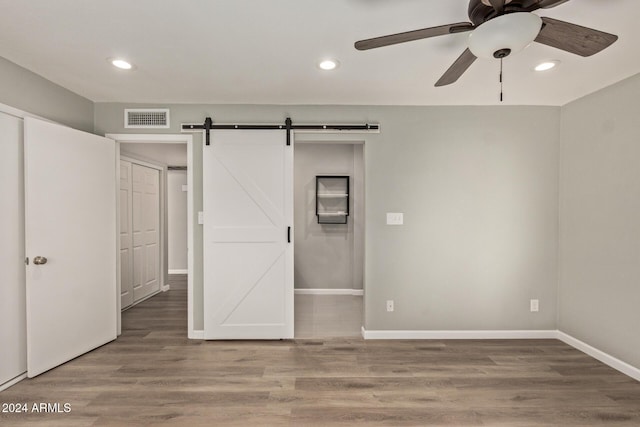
[2,276,640,426]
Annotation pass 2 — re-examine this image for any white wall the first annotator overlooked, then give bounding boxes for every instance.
[559,72,640,369]
[294,143,364,290]
[167,170,188,273]
[0,110,26,387]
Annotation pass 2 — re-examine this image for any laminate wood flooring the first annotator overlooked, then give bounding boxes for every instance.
[2,275,639,426]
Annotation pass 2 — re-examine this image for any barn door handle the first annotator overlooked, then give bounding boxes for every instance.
[287,227,291,243]
[33,256,48,265]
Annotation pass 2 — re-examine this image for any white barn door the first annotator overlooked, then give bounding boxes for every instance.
[203,130,293,339]
[24,117,116,377]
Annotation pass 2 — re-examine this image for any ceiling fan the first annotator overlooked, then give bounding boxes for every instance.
[354,0,618,87]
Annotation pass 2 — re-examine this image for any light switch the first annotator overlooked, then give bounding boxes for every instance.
[386,212,403,225]
[530,299,539,312]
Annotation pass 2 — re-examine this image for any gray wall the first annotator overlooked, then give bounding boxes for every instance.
[167,170,188,272]
[95,103,560,332]
[294,143,364,290]
[0,57,93,132]
[559,73,640,369]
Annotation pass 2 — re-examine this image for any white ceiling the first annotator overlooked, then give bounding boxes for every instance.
[0,0,637,106]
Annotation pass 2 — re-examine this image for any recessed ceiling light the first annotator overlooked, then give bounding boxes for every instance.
[110,58,133,70]
[534,60,559,72]
[318,59,339,71]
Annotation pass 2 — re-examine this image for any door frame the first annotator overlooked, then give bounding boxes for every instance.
[107,133,194,337]
[293,134,367,334]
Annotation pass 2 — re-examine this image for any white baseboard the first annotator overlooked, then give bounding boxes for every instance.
[168,269,188,275]
[0,373,27,392]
[189,329,204,340]
[295,288,364,296]
[361,328,557,340]
[557,331,640,382]
[161,284,170,292]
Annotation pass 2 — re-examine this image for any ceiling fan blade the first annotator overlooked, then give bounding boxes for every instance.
[355,23,474,51]
[535,17,618,57]
[488,0,505,13]
[435,48,477,87]
[521,0,570,12]
[537,0,570,8]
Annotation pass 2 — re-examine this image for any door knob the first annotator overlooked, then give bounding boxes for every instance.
[33,256,48,265]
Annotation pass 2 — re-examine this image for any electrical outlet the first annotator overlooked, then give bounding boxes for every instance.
[530,299,539,312]
[386,300,394,312]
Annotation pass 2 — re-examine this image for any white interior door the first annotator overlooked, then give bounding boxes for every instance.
[0,111,26,385]
[203,129,293,339]
[120,159,134,309]
[24,117,116,378]
[132,164,160,302]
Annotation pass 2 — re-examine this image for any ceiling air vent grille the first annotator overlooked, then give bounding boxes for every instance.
[125,109,170,128]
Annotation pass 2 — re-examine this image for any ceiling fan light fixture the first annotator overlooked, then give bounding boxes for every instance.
[535,60,560,71]
[468,13,543,59]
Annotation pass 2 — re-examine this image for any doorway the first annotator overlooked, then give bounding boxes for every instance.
[293,142,365,338]
[107,134,194,337]
[119,157,162,310]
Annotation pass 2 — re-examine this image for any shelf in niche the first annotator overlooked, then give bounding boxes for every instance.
[316,175,350,224]
[317,193,348,198]
[317,212,347,216]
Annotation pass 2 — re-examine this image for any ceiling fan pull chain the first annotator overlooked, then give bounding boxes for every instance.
[499,57,504,102]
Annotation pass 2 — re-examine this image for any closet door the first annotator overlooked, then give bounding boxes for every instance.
[203,129,293,339]
[120,160,134,309]
[132,163,160,302]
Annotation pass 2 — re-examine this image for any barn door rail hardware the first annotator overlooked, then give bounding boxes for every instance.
[182,117,380,146]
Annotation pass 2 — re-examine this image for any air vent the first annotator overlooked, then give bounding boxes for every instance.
[125,109,170,128]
